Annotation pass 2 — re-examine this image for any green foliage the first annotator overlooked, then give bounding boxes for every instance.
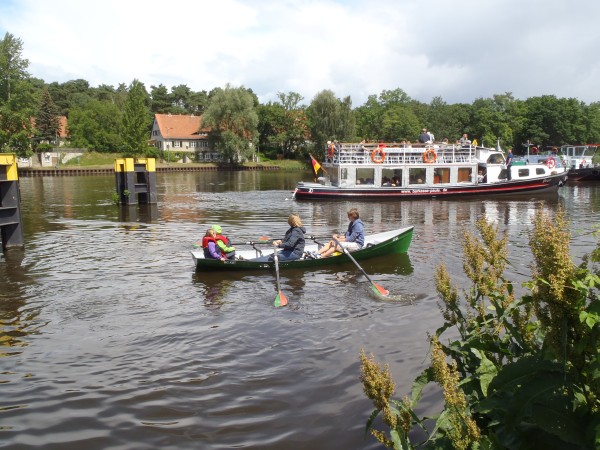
[201,84,258,163]
[361,209,600,449]
[0,32,30,104]
[307,89,355,149]
[0,105,33,157]
[69,100,123,152]
[121,79,152,157]
[35,89,61,142]
[257,92,309,158]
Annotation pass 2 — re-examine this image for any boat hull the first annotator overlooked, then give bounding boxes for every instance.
[294,173,568,200]
[567,168,600,182]
[191,227,413,271]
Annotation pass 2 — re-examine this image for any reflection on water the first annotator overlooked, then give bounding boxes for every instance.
[0,172,598,449]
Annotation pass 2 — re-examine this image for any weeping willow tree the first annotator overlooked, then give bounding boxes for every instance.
[201,84,258,164]
[306,89,355,151]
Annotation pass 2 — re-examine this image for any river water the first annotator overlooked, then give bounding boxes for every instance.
[1,171,599,449]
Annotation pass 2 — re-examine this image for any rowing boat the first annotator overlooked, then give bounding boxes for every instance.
[191,226,414,271]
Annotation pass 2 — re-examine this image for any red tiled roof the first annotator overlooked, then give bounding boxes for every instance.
[154,114,209,139]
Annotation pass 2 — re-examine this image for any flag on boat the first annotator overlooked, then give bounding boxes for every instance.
[309,153,322,175]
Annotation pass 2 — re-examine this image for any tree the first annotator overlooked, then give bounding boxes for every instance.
[35,89,61,142]
[121,79,151,156]
[265,92,310,158]
[150,84,171,113]
[0,107,32,157]
[171,84,192,112]
[201,84,258,163]
[69,100,123,151]
[0,32,29,104]
[307,90,355,151]
[380,105,420,141]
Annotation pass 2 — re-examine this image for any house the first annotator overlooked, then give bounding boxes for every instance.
[18,116,72,168]
[150,113,221,162]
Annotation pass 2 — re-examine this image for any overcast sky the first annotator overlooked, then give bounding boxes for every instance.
[1,0,598,107]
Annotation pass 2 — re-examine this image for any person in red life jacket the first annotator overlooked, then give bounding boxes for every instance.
[211,225,236,260]
[202,229,226,261]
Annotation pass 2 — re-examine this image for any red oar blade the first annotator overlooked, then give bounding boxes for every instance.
[274,291,288,307]
[258,236,271,241]
[371,283,390,298]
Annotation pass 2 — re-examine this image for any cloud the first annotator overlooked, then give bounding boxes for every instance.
[1,0,599,106]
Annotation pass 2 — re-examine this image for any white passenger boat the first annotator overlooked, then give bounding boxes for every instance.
[293,142,568,200]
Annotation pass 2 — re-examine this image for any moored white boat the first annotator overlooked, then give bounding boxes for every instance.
[294,142,568,200]
[555,144,599,182]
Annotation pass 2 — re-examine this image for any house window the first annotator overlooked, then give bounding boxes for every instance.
[173,141,182,148]
[189,141,198,148]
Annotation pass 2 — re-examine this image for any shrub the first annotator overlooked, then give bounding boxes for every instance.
[361,208,600,449]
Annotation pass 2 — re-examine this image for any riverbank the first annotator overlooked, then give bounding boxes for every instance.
[18,158,308,176]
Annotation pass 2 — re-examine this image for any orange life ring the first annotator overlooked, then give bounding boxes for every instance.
[423,148,437,163]
[546,156,556,169]
[371,148,386,163]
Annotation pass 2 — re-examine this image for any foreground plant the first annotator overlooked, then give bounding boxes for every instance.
[361,208,600,449]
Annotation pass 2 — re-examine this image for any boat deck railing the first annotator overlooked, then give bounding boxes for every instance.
[325,143,481,165]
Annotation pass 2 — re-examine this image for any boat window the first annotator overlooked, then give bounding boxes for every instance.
[356,168,374,185]
[487,154,505,164]
[536,168,545,175]
[518,169,530,177]
[382,168,402,186]
[434,168,450,184]
[457,167,472,182]
[409,168,426,184]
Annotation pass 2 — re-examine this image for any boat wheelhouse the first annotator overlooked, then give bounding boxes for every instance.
[557,144,599,181]
[294,142,568,200]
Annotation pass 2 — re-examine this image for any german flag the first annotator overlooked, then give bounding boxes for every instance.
[309,153,322,176]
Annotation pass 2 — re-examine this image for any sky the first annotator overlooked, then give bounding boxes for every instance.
[1,0,599,107]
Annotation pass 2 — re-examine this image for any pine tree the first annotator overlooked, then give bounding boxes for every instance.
[35,89,61,142]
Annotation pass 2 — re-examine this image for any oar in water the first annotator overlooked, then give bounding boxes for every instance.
[333,238,389,297]
[273,248,288,307]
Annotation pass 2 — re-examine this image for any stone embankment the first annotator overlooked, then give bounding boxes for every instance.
[18,165,282,176]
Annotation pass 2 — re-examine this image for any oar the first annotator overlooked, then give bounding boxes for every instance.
[333,238,389,297]
[193,237,272,248]
[273,248,288,307]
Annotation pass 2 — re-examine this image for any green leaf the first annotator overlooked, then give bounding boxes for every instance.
[411,367,434,405]
[475,352,498,397]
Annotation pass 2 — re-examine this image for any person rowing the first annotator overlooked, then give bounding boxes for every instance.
[312,208,364,258]
[252,214,306,262]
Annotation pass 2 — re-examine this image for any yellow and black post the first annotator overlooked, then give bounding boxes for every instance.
[0,154,24,250]
[114,157,157,205]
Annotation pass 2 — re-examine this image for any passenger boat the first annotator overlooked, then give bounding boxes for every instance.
[555,144,599,182]
[293,142,568,200]
[191,226,413,271]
